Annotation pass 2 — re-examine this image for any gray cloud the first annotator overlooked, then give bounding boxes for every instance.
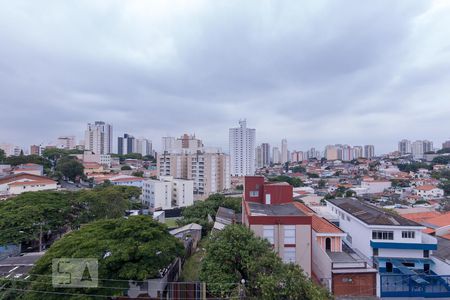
[1,0,449,154]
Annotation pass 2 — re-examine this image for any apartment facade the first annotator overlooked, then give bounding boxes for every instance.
[142,176,193,210]
[326,198,439,297]
[242,177,312,276]
[229,120,255,176]
[117,133,135,155]
[84,121,113,155]
[158,151,230,195]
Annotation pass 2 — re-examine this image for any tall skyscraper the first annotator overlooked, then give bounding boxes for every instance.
[136,138,152,156]
[30,145,41,156]
[364,145,375,159]
[281,139,288,164]
[325,145,338,160]
[412,140,424,159]
[398,139,412,155]
[84,121,113,155]
[341,145,353,161]
[229,120,256,176]
[353,146,363,159]
[255,146,263,169]
[423,140,433,153]
[118,133,136,155]
[272,147,281,164]
[261,143,271,167]
[443,140,450,150]
[291,151,304,162]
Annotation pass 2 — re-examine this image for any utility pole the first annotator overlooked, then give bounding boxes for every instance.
[38,223,43,252]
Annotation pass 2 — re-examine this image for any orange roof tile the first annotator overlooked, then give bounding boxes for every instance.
[293,202,343,234]
[311,215,343,234]
[401,211,442,223]
[424,213,450,228]
[415,185,439,191]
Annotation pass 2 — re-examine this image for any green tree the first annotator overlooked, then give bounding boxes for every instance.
[132,170,144,177]
[177,194,241,234]
[307,172,320,178]
[200,225,330,299]
[291,166,306,173]
[121,165,132,170]
[0,149,6,162]
[397,162,432,172]
[4,154,51,169]
[317,179,326,189]
[20,216,184,300]
[55,157,84,181]
[268,175,304,187]
[432,156,450,165]
[0,191,76,245]
[437,148,450,154]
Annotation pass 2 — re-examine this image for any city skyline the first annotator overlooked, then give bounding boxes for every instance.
[1,1,450,153]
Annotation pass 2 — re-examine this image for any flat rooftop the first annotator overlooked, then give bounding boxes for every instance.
[328,198,422,227]
[247,202,306,216]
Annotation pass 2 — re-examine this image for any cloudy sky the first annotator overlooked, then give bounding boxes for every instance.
[1,0,450,154]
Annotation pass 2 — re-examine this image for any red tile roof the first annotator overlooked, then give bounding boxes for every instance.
[401,211,442,223]
[415,185,440,191]
[294,202,343,234]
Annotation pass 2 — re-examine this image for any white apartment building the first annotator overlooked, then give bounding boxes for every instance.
[412,140,425,159]
[272,147,281,164]
[229,120,255,176]
[142,176,193,210]
[398,139,412,155]
[413,185,444,200]
[325,199,440,297]
[0,143,21,157]
[361,179,391,194]
[82,151,112,167]
[161,134,203,154]
[255,146,263,169]
[261,143,270,167]
[84,121,113,155]
[364,145,375,159]
[136,138,152,156]
[158,151,230,195]
[353,146,363,159]
[56,136,76,150]
[281,139,288,164]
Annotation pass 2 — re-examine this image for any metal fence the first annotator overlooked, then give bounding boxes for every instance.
[380,274,450,298]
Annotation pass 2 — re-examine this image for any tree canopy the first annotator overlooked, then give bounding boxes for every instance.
[268,175,304,187]
[177,194,241,234]
[4,154,51,169]
[55,157,84,181]
[0,149,6,162]
[11,216,184,300]
[397,162,432,172]
[0,186,142,246]
[432,156,450,165]
[200,225,330,300]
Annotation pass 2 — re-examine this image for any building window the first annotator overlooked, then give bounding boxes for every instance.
[263,225,274,244]
[283,247,296,263]
[284,226,295,244]
[372,231,393,240]
[402,231,415,239]
[250,191,259,197]
[346,234,352,244]
[265,194,271,205]
[424,250,429,258]
[373,248,379,256]
[346,216,350,221]
[325,238,332,251]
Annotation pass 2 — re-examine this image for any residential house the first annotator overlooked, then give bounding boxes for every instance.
[0,173,58,195]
